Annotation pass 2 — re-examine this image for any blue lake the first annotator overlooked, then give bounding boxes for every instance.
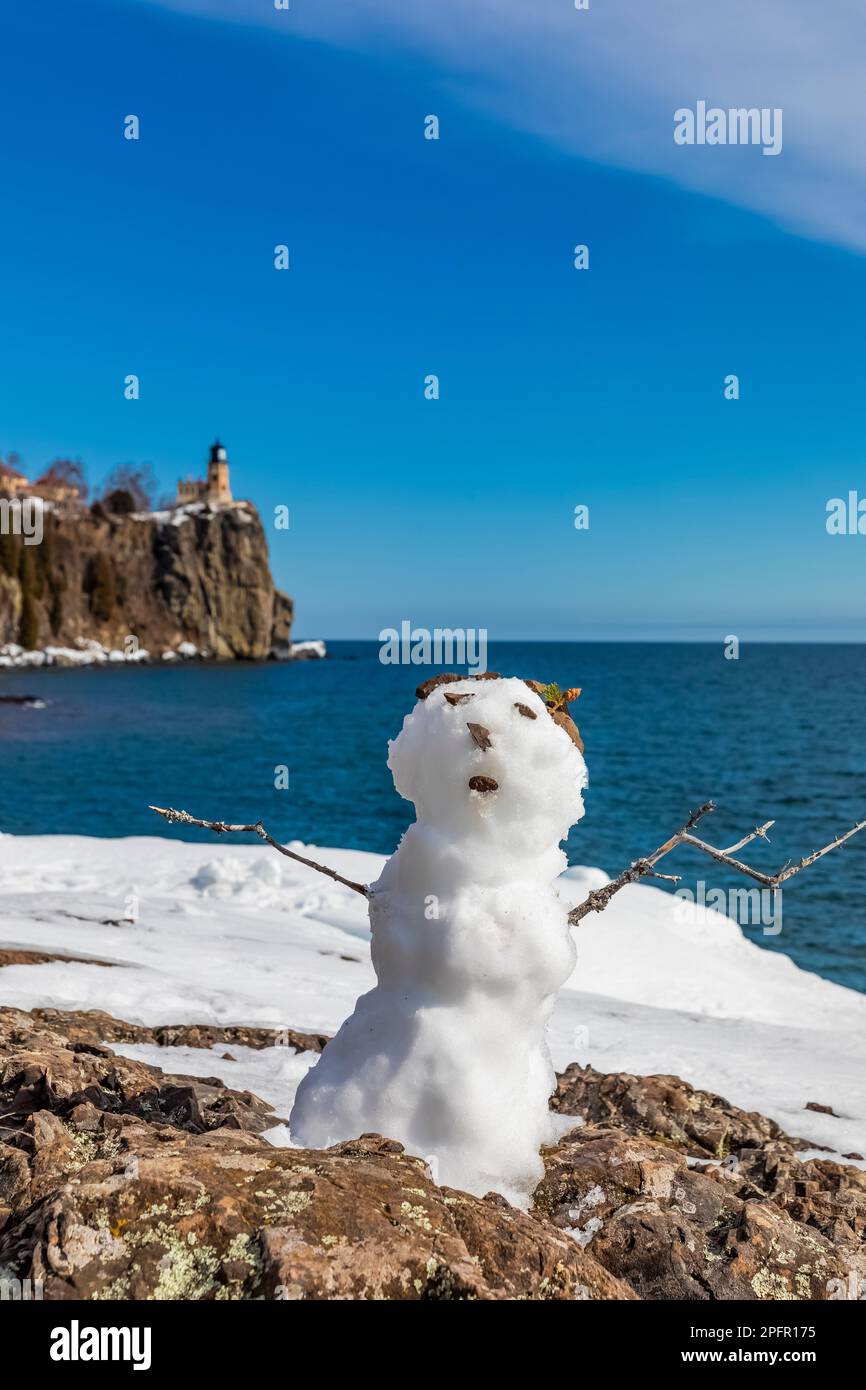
[2,641,865,993]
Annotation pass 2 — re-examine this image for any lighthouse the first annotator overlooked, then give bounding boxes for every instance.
[206,439,232,504]
[176,439,234,507]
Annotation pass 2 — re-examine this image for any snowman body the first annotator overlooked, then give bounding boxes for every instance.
[289,676,587,1205]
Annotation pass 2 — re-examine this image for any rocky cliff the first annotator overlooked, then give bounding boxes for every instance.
[0,503,292,660]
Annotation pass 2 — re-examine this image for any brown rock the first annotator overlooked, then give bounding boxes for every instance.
[468,776,499,794]
[0,1007,284,1179]
[415,673,461,699]
[534,1126,848,1300]
[31,1008,329,1055]
[0,1118,628,1301]
[2,1006,861,1302]
[0,948,115,969]
[733,1145,866,1252]
[466,722,492,751]
[552,1063,786,1158]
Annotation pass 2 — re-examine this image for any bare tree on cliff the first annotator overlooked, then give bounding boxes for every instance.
[98,463,156,513]
[36,458,88,501]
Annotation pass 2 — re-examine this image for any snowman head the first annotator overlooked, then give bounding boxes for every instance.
[387,675,587,863]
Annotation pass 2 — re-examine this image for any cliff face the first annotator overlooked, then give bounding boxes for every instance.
[0,503,292,660]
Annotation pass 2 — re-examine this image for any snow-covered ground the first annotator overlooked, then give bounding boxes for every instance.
[1,833,864,1162]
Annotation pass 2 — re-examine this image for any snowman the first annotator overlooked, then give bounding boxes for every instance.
[289,673,586,1206]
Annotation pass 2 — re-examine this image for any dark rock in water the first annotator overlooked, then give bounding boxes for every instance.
[0,694,43,706]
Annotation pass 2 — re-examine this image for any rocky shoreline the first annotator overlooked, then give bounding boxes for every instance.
[0,636,325,670]
[1,1005,863,1301]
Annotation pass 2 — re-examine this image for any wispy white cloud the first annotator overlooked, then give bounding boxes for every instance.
[143,0,866,253]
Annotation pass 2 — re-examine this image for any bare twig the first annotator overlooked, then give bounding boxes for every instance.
[148,805,370,898]
[147,796,866,928]
[568,801,866,924]
[721,821,775,855]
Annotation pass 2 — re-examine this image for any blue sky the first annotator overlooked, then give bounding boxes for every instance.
[1,0,865,639]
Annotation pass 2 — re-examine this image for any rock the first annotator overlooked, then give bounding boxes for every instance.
[30,1009,330,1055]
[534,1125,852,1300]
[416,673,501,700]
[416,673,461,699]
[806,1101,838,1116]
[552,1063,786,1157]
[0,948,116,969]
[288,639,326,660]
[0,1123,629,1301]
[0,1007,286,1188]
[2,1006,862,1301]
[0,1007,628,1301]
[468,776,499,794]
[541,1067,866,1299]
[466,721,492,751]
[733,1145,866,1254]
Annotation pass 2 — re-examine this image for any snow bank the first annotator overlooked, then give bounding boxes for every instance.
[1,828,864,1167]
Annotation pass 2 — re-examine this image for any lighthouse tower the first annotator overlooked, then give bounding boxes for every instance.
[175,439,235,507]
[206,439,232,504]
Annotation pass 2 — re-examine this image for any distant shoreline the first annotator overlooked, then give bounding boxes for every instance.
[0,638,326,672]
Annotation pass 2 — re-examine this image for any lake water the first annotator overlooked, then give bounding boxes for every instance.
[2,641,865,993]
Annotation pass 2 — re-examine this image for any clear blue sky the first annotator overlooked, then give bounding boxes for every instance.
[1,0,865,640]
